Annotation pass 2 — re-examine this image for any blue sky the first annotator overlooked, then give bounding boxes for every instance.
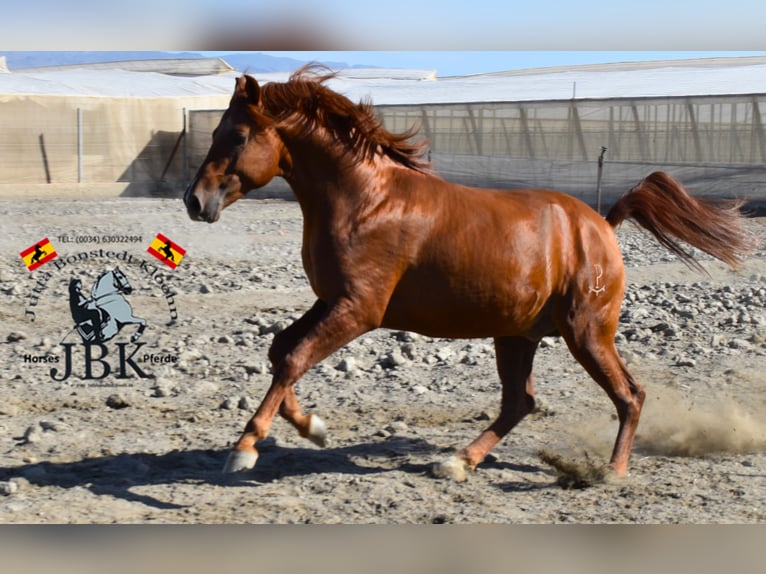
[248,51,766,77]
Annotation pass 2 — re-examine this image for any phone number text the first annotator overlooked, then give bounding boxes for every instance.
[56,234,143,245]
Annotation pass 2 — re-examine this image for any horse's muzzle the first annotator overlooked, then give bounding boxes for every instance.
[183,180,201,219]
[183,181,218,223]
[184,177,234,223]
[184,191,203,221]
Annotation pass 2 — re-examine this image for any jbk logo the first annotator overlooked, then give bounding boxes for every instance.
[21,246,182,384]
[50,266,153,381]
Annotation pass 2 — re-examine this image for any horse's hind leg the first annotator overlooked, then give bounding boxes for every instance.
[560,318,645,477]
[130,321,146,342]
[434,336,538,481]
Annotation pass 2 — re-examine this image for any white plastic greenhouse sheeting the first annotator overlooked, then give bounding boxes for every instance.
[2,56,766,103]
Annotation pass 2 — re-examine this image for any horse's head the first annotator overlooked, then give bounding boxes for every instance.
[184,75,288,223]
[111,267,132,295]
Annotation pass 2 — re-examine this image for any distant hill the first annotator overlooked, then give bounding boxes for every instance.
[1,51,185,69]
[0,51,363,72]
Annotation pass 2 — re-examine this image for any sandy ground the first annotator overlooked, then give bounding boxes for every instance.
[1,196,765,524]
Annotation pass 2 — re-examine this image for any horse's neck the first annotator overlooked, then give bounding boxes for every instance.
[283,137,388,215]
[92,274,111,297]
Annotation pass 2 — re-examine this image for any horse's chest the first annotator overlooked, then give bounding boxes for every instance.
[300,232,346,301]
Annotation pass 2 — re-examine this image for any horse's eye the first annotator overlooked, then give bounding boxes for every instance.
[232,132,247,146]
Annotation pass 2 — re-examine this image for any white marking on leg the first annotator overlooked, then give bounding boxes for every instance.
[306,413,327,447]
[222,450,258,474]
[432,455,469,482]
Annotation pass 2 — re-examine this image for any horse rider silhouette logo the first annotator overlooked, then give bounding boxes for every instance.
[66,266,147,344]
[159,240,174,263]
[31,244,47,265]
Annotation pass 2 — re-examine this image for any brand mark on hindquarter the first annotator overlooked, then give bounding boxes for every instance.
[589,264,606,296]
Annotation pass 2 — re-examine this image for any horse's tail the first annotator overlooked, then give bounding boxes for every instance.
[605,171,757,273]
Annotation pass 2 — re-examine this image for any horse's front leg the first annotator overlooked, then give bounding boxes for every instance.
[270,299,329,446]
[223,298,372,473]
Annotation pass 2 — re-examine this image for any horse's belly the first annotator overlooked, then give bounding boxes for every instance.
[381,275,555,339]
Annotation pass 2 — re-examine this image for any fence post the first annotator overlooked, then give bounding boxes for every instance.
[182,108,188,184]
[76,107,83,183]
[39,134,51,184]
[596,146,607,215]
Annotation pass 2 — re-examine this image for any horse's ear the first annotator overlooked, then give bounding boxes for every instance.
[235,75,261,105]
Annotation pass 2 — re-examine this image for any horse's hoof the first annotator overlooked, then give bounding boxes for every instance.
[306,414,327,447]
[222,449,258,473]
[431,455,469,482]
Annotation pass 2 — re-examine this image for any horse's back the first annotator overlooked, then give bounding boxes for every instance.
[417,181,619,282]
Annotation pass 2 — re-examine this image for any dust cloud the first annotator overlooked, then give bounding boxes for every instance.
[635,384,766,457]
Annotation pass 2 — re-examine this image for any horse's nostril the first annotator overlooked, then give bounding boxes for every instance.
[186,193,202,218]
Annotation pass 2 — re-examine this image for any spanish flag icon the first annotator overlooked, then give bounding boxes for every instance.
[20,238,58,271]
[147,233,186,269]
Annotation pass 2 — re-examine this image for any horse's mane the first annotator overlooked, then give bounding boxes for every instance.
[260,64,431,172]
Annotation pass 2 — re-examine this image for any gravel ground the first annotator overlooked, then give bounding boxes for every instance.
[1,196,765,523]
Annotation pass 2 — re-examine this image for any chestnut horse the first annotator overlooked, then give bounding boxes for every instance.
[184,67,754,481]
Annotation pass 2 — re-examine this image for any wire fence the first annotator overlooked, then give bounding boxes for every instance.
[187,92,766,209]
[2,91,766,209]
[0,95,200,196]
